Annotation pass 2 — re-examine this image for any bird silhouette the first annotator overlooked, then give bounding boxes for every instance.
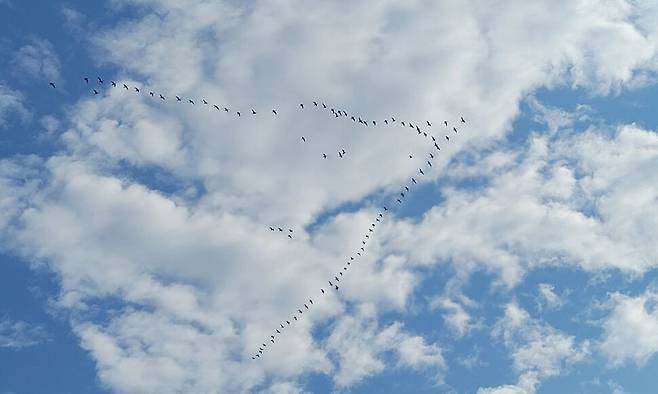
[84,77,89,84]
[453,127,458,133]
[49,82,56,88]
[159,94,165,100]
[445,135,450,141]
[322,153,327,159]
[434,143,440,150]
[134,87,140,92]
[149,91,154,97]
[402,121,406,126]
[397,199,402,203]
[419,168,425,175]
[202,99,208,105]
[188,99,194,105]
[252,109,257,115]
[373,120,376,126]
[287,320,291,325]
[300,103,304,109]
[322,103,327,108]
[111,81,117,87]
[269,227,274,231]
[391,117,396,122]
[272,109,277,115]
[351,116,356,122]
[287,234,292,239]
[93,89,99,95]
[176,96,182,101]
[405,186,410,191]
[237,111,241,116]
[427,121,432,126]
[301,136,306,142]
[321,288,325,294]
[384,119,388,125]
[214,104,220,110]
[412,178,417,184]
[224,107,229,112]
[444,120,448,126]
[123,84,129,90]
[427,161,432,167]
[309,299,313,304]
[278,227,283,232]
[97,77,103,84]
[304,304,309,309]
[461,116,466,123]
[313,101,318,106]
[294,316,298,321]
[335,285,339,290]
[430,153,434,159]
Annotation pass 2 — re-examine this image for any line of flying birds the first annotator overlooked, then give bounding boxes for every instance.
[50,76,467,360]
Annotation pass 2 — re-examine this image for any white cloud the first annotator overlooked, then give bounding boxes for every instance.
[2,0,658,392]
[10,37,61,83]
[600,288,658,366]
[0,317,48,349]
[537,283,565,310]
[430,296,476,337]
[0,83,29,129]
[325,304,445,387]
[478,303,589,394]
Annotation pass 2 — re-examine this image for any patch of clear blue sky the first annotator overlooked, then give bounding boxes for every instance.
[2,0,658,392]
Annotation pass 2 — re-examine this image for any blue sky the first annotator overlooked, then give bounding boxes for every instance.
[2,1,658,393]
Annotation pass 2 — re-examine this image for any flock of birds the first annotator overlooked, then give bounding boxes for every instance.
[49,76,467,361]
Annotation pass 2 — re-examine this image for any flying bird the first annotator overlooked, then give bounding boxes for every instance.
[189,99,194,105]
[304,304,309,309]
[111,81,117,87]
[123,84,129,90]
[237,111,241,116]
[49,82,56,88]
[301,136,306,142]
[419,168,425,175]
[313,101,318,106]
[176,96,181,101]
[269,226,274,231]
[322,153,327,159]
[272,109,277,115]
[203,99,208,105]
[160,94,165,100]
[373,120,376,126]
[461,116,466,123]
[322,103,327,108]
[134,87,140,92]
[84,77,89,84]
[214,104,220,110]
[427,161,432,167]
[405,186,409,191]
[427,121,432,126]
[97,77,103,84]
[224,107,229,112]
[397,199,402,203]
[453,127,458,133]
[93,89,99,95]
[402,121,406,126]
[309,299,313,304]
[252,109,257,115]
[300,103,304,109]
[391,117,396,122]
[321,288,325,294]
[444,120,448,126]
[434,143,440,150]
[384,119,388,124]
[445,135,450,141]
[412,178,417,184]
[278,227,283,232]
[149,91,154,97]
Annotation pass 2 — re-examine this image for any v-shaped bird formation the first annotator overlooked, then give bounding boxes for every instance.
[49,76,467,361]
